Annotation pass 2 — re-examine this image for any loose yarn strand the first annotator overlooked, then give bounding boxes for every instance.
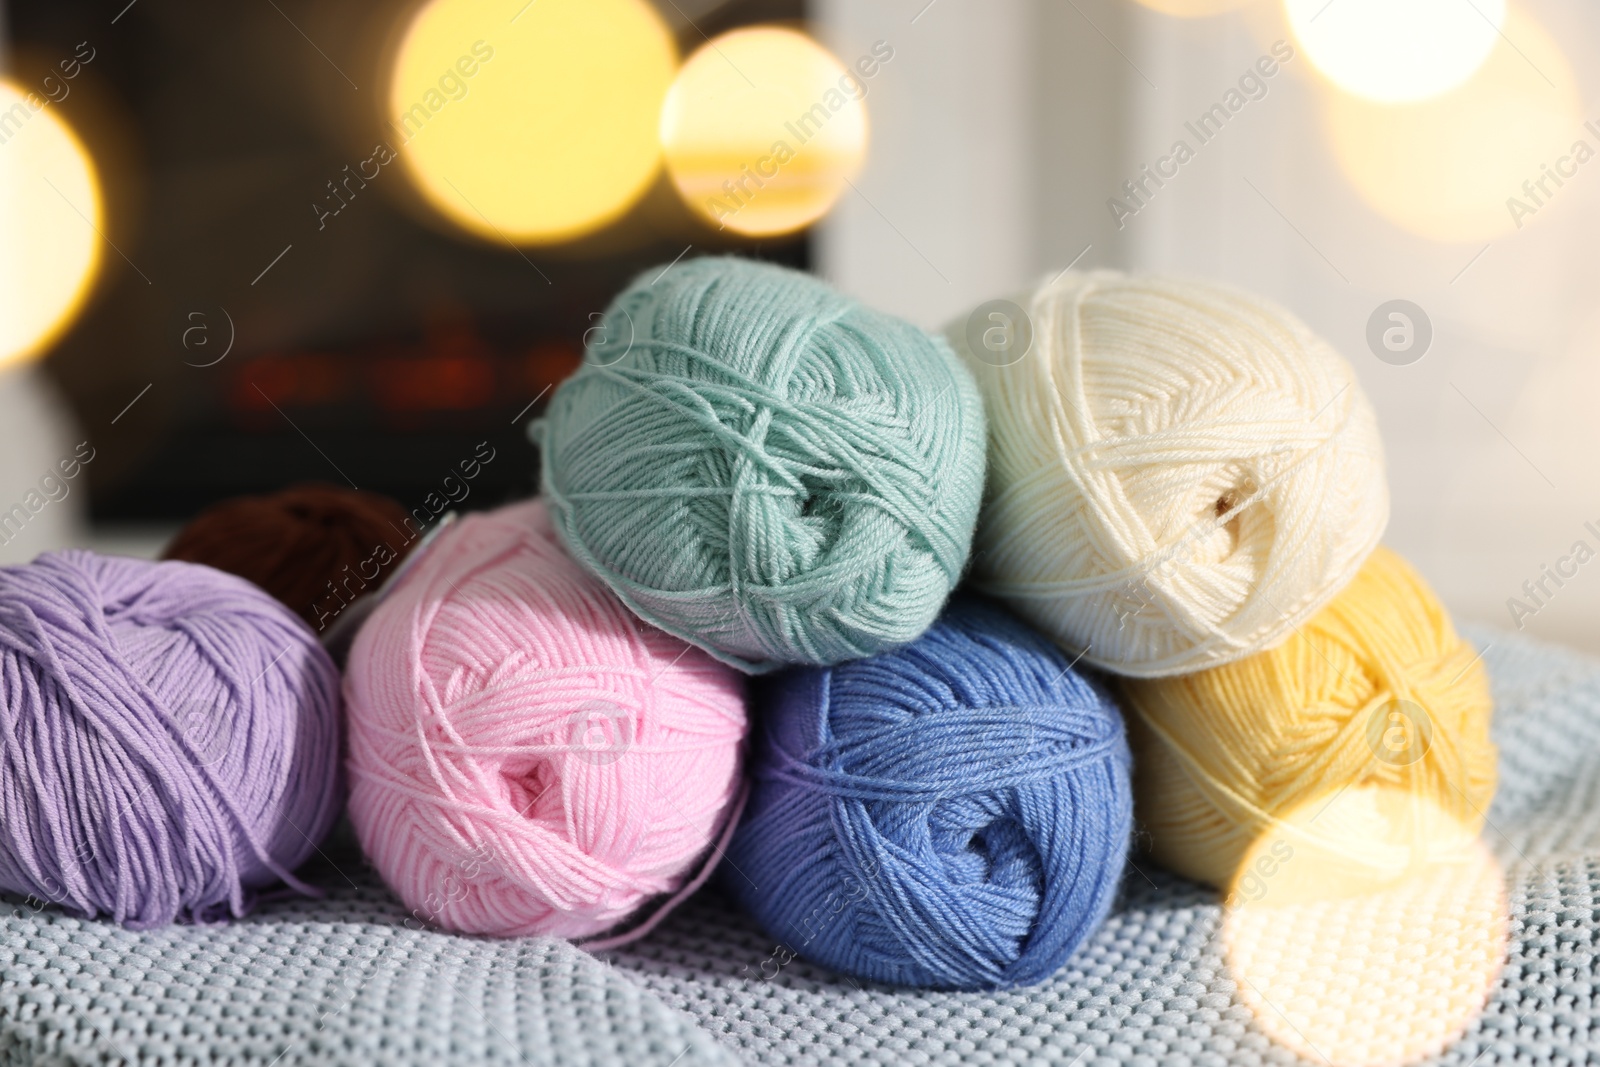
[578,777,750,952]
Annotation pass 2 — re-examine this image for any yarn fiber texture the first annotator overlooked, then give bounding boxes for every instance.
[0,551,343,928]
[948,270,1388,678]
[725,595,1133,990]
[163,483,415,629]
[539,256,987,674]
[343,499,747,940]
[1122,545,1497,888]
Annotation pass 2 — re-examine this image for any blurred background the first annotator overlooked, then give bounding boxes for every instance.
[0,0,1595,653]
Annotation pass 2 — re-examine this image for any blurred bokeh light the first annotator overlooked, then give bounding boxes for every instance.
[1286,0,1505,103]
[660,26,868,237]
[1325,6,1578,243]
[0,78,102,371]
[1223,786,1507,1067]
[388,0,677,245]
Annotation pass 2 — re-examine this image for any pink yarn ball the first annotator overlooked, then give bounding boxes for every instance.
[344,500,747,940]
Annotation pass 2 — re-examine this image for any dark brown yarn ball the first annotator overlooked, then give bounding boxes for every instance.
[164,484,416,630]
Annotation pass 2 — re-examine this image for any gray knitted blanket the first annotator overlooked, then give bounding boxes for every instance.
[3,625,1596,1065]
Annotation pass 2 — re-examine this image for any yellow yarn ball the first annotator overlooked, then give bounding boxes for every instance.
[1122,545,1497,889]
[948,270,1389,678]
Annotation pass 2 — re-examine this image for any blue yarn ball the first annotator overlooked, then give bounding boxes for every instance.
[538,256,986,673]
[725,596,1133,990]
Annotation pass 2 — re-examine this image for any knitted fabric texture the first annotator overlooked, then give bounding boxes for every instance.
[725,596,1132,990]
[343,499,747,940]
[539,256,987,673]
[1121,544,1497,888]
[947,270,1388,678]
[1,624,1590,1066]
[0,551,342,929]
[0,828,738,1067]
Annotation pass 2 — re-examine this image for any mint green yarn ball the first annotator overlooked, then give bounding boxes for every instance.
[539,256,986,673]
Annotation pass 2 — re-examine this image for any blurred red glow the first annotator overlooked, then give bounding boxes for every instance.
[228,331,581,423]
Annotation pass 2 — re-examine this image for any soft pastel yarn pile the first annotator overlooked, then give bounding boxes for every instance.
[0,551,342,928]
[937,268,1500,961]
[4,251,1494,1014]
[948,271,1389,678]
[540,255,987,673]
[164,483,415,628]
[343,500,747,940]
[726,596,1132,990]
[1121,545,1497,887]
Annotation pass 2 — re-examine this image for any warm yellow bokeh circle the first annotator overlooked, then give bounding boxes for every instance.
[388,0,676,245]
[1326,7,1579,244]
[1222,785,1507,1067]
[0,80,102,370]
[661,27,870,237]
[1287,0,1505,104]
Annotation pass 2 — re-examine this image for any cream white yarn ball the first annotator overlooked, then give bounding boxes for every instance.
[947,270,1388,678]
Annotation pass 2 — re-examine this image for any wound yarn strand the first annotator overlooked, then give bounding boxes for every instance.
[163,483,416,629]
[726,596,1133,990]
[947,270,1388,678]
[539,255,987,673]
[0,551,342,928]
[344,499,748,940]
[1122,545,1497,887]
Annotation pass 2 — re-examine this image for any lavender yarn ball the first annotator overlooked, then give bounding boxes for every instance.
[0,551,342,928]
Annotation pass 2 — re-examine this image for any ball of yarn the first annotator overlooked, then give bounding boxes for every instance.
[947,270,1388,678]
[163,483,416,631]
[344,499,747,940]
[539,256,987,673]
[1121,545,1497,888]
[0,551,343,928]
[725,595,1132,990]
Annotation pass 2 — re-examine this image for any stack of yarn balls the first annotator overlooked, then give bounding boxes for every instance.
[0,255,1496,998]
[944,269,1494,897]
